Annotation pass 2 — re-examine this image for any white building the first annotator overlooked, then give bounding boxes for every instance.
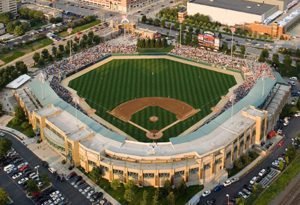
[0,0,17,14]
[187,0,278,26]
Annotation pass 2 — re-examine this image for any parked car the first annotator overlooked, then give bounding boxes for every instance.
[250,176,258,185]
[213,184,224,192]
[201,190,211,197]
[223,179,232,187]
[258,169,267,177]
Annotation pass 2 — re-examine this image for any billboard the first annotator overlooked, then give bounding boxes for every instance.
[198,31,220,50]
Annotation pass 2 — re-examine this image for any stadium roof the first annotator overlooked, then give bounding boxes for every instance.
[28,79,126,143]
[6,74,31,89]
[189,0,276,15]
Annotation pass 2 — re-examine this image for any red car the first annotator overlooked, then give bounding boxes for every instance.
[19,165,29,172]
[277,140,284,147]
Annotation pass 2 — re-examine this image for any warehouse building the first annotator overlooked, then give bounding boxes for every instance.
[187,0,278,25]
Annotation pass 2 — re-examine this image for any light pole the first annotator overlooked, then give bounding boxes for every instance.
[226,194,230,205]
[230,27,236,59]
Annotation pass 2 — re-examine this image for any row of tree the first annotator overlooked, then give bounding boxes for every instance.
[66,15,97,30]
[0,61,28,90]
[33,31,101,67]
[137,38,168,49]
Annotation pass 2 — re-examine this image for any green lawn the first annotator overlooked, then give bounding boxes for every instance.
[69,58,236,142]
[138,46,174,54]
[253,153,300,205]
[7,118,35,138]
[58,20,101,37]
[0,38,53,64]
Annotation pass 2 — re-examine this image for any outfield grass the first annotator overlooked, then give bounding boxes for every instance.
[58,20,101,37]
[69,58,236,142]
[253,153,300,205]
[0,38,53,64]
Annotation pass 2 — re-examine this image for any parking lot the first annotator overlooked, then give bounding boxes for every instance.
[1,147,69,205]
[0,130,91,205]
[66,171,111,205]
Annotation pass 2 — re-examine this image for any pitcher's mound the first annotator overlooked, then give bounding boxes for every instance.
[149,116,159,123]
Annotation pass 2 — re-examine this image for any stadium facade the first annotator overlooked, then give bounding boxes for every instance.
[15,56,290,188]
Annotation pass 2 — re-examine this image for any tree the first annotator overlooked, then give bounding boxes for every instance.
[278,160,285,171]
[0,12,13,24]
[15,61,28,74]
[258,49,269,62]
[141,15,147,23]
[14,106,26,121]
[240,45,246,56]
[58,44,64,53]
[272,53,280,65]
[110,179,120,190]
[177,180,187,195]
[124,187,134,203]
[14,25,25,36]
[166,192,175,205]
[0,188,9,205]
[283,54,292,69]
[93,35,101,45]
[41,49,49,61]
[236,197,245,205]
[140,190,149,205]
[26,179,39,194]
[286,145,296,160]
[163,179,172,194]
[40,173,50,186]
[52,46,57,58]
[0,138,12,160]
[152,189,159,205]
[89,167,102,184]
[33,52,40,65]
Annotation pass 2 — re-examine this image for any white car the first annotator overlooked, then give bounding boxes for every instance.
[18,177,29,185]
[258,169,266,177]
[230,177,239,183]
[12,172,22,179]
[223,179,232,187]
[294,112,300,117]
[289,81,296,86]
[250,176,257,185]
[290,77,298,81]
[202,190,211,197]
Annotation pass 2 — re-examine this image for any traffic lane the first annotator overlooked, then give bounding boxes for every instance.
[202,117,300,205]
[1,130,92,205]
[0,169,33,205]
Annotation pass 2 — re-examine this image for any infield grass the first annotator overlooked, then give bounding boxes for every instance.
[69,58,236,142]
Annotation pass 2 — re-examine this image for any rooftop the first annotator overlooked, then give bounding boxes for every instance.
[189,0,275,15]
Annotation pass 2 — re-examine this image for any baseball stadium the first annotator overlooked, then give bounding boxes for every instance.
[14,37,290,191]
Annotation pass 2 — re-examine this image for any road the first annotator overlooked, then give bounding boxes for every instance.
[199,116,300,205]
[0,129,91,205]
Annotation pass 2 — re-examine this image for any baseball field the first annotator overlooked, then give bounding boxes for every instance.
[68,58,237,142]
